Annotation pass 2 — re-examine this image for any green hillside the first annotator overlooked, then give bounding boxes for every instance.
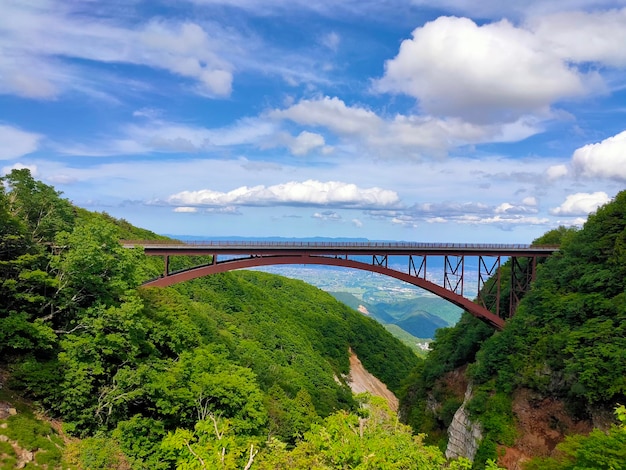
[2,169,475,468]
[11,169,623,469]
[330,291,459,340]
[383,324,431,357]
[380,296,462,326]
[394,310,450,339]
[400,191,626,468]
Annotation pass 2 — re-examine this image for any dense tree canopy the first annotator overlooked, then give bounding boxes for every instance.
[401,192,626,468]
[8,170,622,469]
[4,170,466,468]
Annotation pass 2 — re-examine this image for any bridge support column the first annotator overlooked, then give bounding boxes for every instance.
[164,255,169,277]
[477,256,502,318]
[444,255,464,296]
[509,256,537,317]
[373,254,388,268]
[408,255,427,279]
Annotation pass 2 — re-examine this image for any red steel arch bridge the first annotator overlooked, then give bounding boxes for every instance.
[122,240,559,330]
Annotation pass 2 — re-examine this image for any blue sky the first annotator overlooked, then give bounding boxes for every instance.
[1,0,625,243]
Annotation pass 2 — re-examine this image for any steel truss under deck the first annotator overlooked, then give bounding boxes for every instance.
[122,240,557,330]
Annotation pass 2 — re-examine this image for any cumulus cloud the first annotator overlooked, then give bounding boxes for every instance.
[163,180,401,209]
[374,16,589,123]
[547,164,569,180]
[529,8,626,67]
[287,131,331,156]
[270,97,381,135]
[173,207,198,213]
[0,125,42,159]
[271,96,545,157]
[522,196,538,206]
[572,130,626,181]
[551,191,610,215]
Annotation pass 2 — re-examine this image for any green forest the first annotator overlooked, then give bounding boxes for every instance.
[1,169,625,469]
[401,193,626,468]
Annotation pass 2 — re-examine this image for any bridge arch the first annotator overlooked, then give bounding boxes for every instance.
[144,254,506,330]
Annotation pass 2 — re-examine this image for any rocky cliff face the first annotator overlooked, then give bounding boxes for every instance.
[445,384,483,461]
[497,388,594,468]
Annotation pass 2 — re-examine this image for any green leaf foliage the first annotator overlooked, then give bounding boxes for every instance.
[471,192,626,407]
[2,170,426,468]
[255,395,451,470]
[172,270,419,416]
[401,192,626,466]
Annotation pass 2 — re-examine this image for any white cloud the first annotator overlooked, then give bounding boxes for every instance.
[374,16,591,123]
[0,125,42,159]
[312,210,342,221]
[494,202,538,214]
[56,118,278,157]
[570,217,588,226]
[551,191,610,215]
[547,164,569,180]
[205,206,242,214]
[1,162,38,176]
[137,21,234,96]
[522,196,538,206]
[0,1,235,99]
[46,173,77,184]
[529,8,626,67]
[369,198,550,230]
[572,130,626,180]
[270,96,381,135]
[173,207,198,213]
[164,180,401,209]
[288,131,329,156]
[352,218,363,228]
[21,149,616,239]
[408,0,625,22]
[133,108,163,120]
[453,215,551,226]
[320,31,341,51]
[132,118,275,150]
[271,96,546,157]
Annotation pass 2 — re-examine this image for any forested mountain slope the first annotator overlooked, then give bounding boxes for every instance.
[400,191,626,469]
[330,291,457,345]
[2,169,477,468]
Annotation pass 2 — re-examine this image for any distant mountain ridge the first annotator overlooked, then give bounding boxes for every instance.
[329,291,461,340]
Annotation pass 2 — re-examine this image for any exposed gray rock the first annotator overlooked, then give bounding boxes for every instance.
[445,384,483,461]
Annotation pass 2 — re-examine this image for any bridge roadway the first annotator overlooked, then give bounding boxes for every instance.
[122,240,559,330]
[122,240,557,256]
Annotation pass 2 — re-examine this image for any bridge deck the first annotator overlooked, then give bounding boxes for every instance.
[123,240,560,330]
[121,240,559,257]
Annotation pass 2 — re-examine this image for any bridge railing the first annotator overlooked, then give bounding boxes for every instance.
[121,239,559,250]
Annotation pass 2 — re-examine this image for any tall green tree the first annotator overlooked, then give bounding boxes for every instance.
[256,394,461,470]
[0,170,65,355]
[1,168,74,244]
